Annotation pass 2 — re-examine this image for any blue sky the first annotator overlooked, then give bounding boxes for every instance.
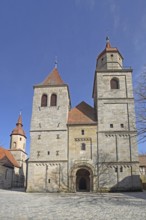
[0,0,146,154]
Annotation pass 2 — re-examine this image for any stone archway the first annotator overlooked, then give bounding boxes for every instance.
[70,163,94,192]
[76,169,90,192]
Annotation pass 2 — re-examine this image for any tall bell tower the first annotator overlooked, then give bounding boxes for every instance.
[27,67,71,192]
[93,37,141,191]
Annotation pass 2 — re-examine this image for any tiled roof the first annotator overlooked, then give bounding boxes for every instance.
[68,101,97,125]
[97,38,123,60]
[41,68,65,86]
[11,114,26,138]
[139,155,146,166]
[0,147,20,168]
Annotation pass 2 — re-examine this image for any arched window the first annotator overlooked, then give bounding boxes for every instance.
[81,143,86,151]
[50,94,57,106]
[41,94,47,107]
[110,78,119,89]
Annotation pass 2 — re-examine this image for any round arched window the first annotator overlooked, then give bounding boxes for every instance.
[110,78,119,89]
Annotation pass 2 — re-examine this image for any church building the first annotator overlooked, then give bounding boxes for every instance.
[27,38,141,192]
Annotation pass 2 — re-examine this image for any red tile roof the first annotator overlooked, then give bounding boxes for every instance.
[41,68,64,86]
[11,114,26,138]
[68,101,97,125]
[139,155,146,166]
[97,39,123,60]
[0,147,20,168]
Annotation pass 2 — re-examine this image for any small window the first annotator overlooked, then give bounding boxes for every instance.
[38,135,41,140]
[41,94,48,107]
[56,134,60,139]
[50,94,57,106]
[101,57,104,61]
[120,124,124,128]
[115,167,118,173]
[48,151,50,155]
[37,151,40,157]
[120,166,123,172]
[13,142,17,148]
[111,54,113,57]
[110,78,119,89]
[48,179,50,183]
[20,137,22,141]
[81,130,84,135]
[81,143,86,151]
[110,124,113,128]
[56,151,59,156]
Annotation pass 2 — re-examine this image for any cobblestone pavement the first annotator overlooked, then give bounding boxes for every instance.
[0,190,146,220]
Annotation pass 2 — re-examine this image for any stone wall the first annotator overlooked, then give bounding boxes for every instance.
[0,165,13,189]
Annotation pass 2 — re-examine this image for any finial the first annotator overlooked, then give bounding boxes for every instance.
[17,111,23,126]
[106,36,109,43]
[55,56,58,69]
[106,36,111,48]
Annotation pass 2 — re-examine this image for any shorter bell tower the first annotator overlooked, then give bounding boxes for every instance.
[9,114,27,188]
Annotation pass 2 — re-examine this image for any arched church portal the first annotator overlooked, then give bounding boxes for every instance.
[76,169,91,192]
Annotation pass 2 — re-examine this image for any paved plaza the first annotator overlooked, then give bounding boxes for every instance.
[0,189,146,220]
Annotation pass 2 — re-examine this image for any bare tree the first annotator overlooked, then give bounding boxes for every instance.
[96,151,116,192]
[134,68,146,143]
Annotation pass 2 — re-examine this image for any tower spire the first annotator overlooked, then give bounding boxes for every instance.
[17,113,23,127]
[106,36,111,48]
[10,113,26,137]
[54,56,58,69]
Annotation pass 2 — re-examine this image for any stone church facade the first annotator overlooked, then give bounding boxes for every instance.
[27,39,141,192]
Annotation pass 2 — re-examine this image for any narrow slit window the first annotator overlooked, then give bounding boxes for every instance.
[81,130,84,135]
[121,124,124,128]
[56,151,59,156]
